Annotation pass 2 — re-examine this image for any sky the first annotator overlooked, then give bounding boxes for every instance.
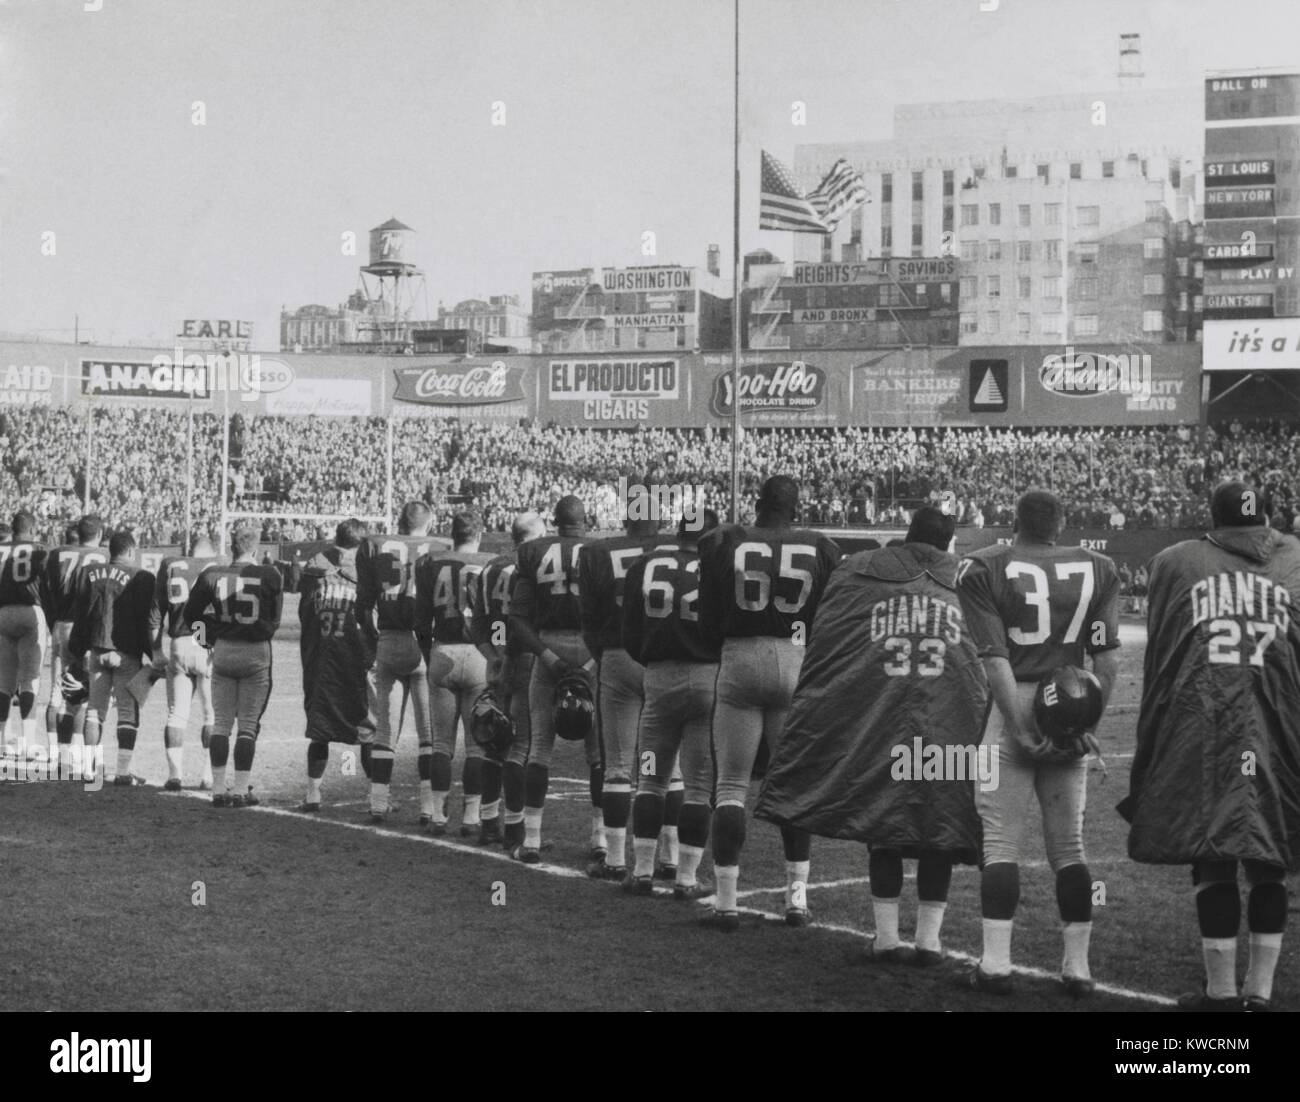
[1,0,1297,349]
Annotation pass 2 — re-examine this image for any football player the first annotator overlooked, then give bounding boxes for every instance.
[697,476,841,930]
[755,507,988,963]
[182,524,283,807]
[507,495,601,864]
[471,511,546,848]
[1122,481,1300,1011]
[622,509,721,899]
[44,516,107,770]
[0,512,52,760]
[299,519,373,812]
[414,512,495,835]
[154,535,219,791]
[355,501,447,822]
[68,528,159,785]
[956,489,1120,998]
[578,497,677,879]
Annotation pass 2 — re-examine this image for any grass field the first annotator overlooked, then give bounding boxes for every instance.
[1,609,1295,1012]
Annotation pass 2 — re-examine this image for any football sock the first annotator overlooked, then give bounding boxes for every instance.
[785,859,810,910]
[980,919,1014,976]
[502,761,525,815]
[233,732,256,772]
[714,866,739,912]
[480,760,502,806]
[676,844,705,887]
[212,765,227,792]
[420,785,436,817]
[871,897,902,950]
[431,791,449,823]
[431,752,452,792]
[590,806,607,853]
[711,803,746,867]
[1201,938,1239,1000]
[463,794,482,827]
[605,827,627,869]
[678,802,710,850]
[1061,921,1093,980]
[589,762,604,809]
[17,690,34,719]
[780,825,812,863]
[523,808,544,849]
[201,724,212,751]
[602,781,632,831]
[370,748,395,785]
[1055,863,1093,923]
[915,901,947,953]
[480,799,500,821]
[1195,880,1241,938]
[233,769,251,794]
[306,775,323,803]
[21,715,36,748]
[462,757,483,800]
[359,742,373,779]
[371,782,390,815]
[632,837,658,878]
[56,713,74,744]
[868,849,904,897]
[165,746,184,780]
[1246,880,1286,933]
[115,748,133,778]
[981,861,1020,921]
[658,825,679,868]
[82,742,103,783]
[417,746,432,784]
[46,702,59,741]
[523,762,548,806]
[916,851,954,902]
[1243,933,1283,1001]
[664,781,684,824]
[0,696,10,725]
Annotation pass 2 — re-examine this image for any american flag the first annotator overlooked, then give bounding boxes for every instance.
[760,150,869,234]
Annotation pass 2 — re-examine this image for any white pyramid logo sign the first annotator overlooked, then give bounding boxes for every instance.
[974,366,1004,406]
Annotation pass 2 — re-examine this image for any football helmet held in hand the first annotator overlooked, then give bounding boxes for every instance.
[553,669,594,742]
[1033,665,1103,750]
[60,665,89,708]
[470,689,514,760]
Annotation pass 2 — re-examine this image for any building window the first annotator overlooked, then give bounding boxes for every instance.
[988,202,1001,226]
[1041,315,1063,335]
[1193,294,1203,312]
[943,169,954,197]
[881,224,892,251]
[1005,164,1018,178]
[912,171,924,200]
[1102,160,1115,178]
[1077,242,1099,264]
[1037,163,1050,182]
[1143,237,1165,259]
[940,282,953,305]
[881,173,892,203]
[1076,205,1100,227]
[960,276,977,298]
[1042,276,1062,297]
[879,284,900,307]
[821,236,834,262]
[987,239,1002,261]
[1069,162,1082,180]
[961,241,979,261]
[1017,312,1032,335]
[974,165,986,180]
[961,203,979,226]
[1076,277,1098,299]
[1145,200,1165,222]
[960,313,978,335]
[1044,239,1062,262]
[985,312,1001,333]
[1193,260,1203,278]
[987,275,1001,298]
[1045,203,1062,226]
[942,204,953,231]
[1017,276,1032,299]
[911,224,924,254]
[1017,240,1033,262]
[1073,315,1099,336]
[1143,274,1165,296]
[1171,164,1181,189]
[1143,310,1165,333]
[1176,257,1189,277]
[1018,204,1031,227]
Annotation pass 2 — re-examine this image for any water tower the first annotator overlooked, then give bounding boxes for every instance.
[357,217,428,345]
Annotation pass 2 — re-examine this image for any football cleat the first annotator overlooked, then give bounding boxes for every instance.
[673,882,713,902]
[623,874,655,896]
[968,966,1014,996]
[427,820,448,837]
[369,811,387,825]
[699,909,740,933]
[1243,996,1271,1012]
[459,823,477,838]
[229,792,260,808]
[1176,990,1243,1012]
[784,906,813,928]
[297,801,321,814]
[112,773,147,787]
[477,818,502,846]
[162,778,183,792]
[211,793,232,808]
[511,844,541,865]
[418,814,432,827]
[911,948,946,968]
[591,862,628,882]
[653,863,677,882]
[852,940,915,966]
[1060,975,1096,1000]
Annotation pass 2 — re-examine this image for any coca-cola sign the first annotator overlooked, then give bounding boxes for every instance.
[709,360,827,417]
[392,362,526,406]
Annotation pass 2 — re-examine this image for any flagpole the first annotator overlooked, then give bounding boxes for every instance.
[730,0,741,525]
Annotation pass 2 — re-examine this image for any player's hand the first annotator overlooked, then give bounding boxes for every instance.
[99,650,122,670]
[541,650,571,679]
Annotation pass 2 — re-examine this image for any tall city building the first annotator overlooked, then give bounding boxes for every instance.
[793,38,1204,345]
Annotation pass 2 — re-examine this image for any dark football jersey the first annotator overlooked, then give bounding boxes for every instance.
[156,556,221,639]
[579,532,676,650]
[0,540,51,611]
[697,525,841,646]
[182,561,283,644]
[415,550,495,645]
[45,545,109,623]
[956,541,1121,682]
[356,533,450,632]
[473,552,518,655]
[68,560,158,658]
[622,543,718,665]
[510,535,586,633]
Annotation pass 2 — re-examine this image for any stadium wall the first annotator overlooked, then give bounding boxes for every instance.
[1,339,1201,428]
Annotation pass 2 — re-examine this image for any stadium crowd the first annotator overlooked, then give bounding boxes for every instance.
[1,407,1295,543]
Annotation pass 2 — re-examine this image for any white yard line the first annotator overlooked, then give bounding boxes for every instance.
[175,789,1175,1008]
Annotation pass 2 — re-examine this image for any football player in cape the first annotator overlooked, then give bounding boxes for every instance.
[956,489,1120,998]
[696,476,840,930]
[0,511,53,760]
